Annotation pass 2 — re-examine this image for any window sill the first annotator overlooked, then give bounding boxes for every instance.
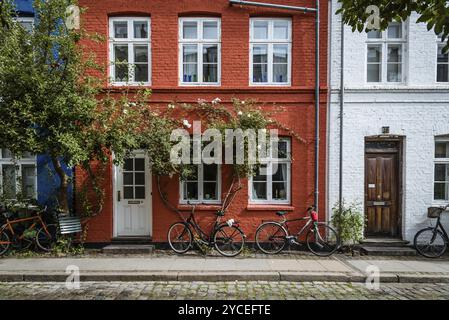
[246,204,294,211]
[177,204,222,211]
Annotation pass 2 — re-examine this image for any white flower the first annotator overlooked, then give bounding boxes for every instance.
[241,101,245,105]
[182,119,192,128]
[168,103,175,109]
[257,145,262,150]
[237,111,243,116]
[130,102,137,107]
[197,98,207,105]
[247,113,251,118]
[123,109,128,114]
[212,97,221,104]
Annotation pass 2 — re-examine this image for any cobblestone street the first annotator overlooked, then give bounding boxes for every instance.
[0,281,448,300]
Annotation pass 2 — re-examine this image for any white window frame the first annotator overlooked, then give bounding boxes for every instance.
[249,18,292,86]
[178,17,221,86]
[434,137,449,204]
[436,34,449,83]
[366,22,407,84]
[179,164,221,204]
[108,17,151,86]
[0,150,37,200]
[249,138,291,204]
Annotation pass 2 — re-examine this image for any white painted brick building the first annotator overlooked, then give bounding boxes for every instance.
[328,1,449,241]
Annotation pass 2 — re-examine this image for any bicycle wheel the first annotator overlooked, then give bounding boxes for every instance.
[167,222,192,254]
[255,222,288,254]
[414,227,447,258]
[0,228,11,256]
[214,225,245,257]
[306,223,340,257]
[35,224,58,252]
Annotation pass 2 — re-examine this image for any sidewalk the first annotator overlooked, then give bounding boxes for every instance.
[2,254,449,283]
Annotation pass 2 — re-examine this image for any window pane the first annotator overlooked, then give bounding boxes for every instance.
[273,20,289,39]
[273,64,287,83]
[272,163,287,182]
[436,142,449,158]
[135,186,145,199]
[114,21,128,38]
[203,182,217,200]
[253,21,268,39]
[203,64,217,83]
[19,20,33,32]
[253,45,268,63]
[135,172,145,185]
[387,63,401,82]
[134,45,148,62]
[272,182,287,200]
[2,165,16,199]
[435,164,449,182]
[124,172,133,185]
[367,30,381,39]
[367,45,381,62]
[438,46,449,63]
[275,140,288,159]
[135,158,145,171]
[203,21,218,39]
[388,45,402,63]
[183,45,198,63]
[434,182,448,200]
[203,164,217,181]
[183,21,197,39]
[437,64,449,82]
[114,45,129,82]
[183,64,198,82]
[253,182,267,200]
[367,64,381,82]
[1,149,13,158]
[273,44,288,63]
[133,21,148,38]
[203,45,218,63]
[124,186,133,199]
[184,182,198,200]
[253,64,268,83]
[253,165,267,181]
[387,23,402,39]
[21,165,36,198]
[124,158,133,171]
[135,64,148,82]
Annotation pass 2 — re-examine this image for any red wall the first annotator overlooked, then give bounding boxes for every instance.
[77,0,328,243]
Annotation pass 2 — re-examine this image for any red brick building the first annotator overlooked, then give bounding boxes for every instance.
[77,0,328,244]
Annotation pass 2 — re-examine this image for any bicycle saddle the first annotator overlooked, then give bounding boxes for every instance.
[276,211,288,216]
[2,211,15,219]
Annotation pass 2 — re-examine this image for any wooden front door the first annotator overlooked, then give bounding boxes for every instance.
[365,142,401,237]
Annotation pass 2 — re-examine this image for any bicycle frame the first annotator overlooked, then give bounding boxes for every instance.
[186,211,222,245]
[432,215,449,243]
[278,215,314,238]
[0,213,51,245]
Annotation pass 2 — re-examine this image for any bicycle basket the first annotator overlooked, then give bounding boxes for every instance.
[428,207,444,218]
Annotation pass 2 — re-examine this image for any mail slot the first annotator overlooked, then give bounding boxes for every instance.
[128,200,142,204]
[373,201,386,206]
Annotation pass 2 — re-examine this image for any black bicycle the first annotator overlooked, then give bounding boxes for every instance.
[414,204,449,258]
[167,203,246,257]
[255,206,340,257]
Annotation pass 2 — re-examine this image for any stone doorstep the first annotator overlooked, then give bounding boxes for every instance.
[2,271,449,283]
[359,246,417,256]
[101,245,155,254]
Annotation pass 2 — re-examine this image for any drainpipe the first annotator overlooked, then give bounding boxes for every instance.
[338,11,345,213]
[229,0,321,210]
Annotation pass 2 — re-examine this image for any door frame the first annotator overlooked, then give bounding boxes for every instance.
[112,150,153,238]
[364,135,404,239]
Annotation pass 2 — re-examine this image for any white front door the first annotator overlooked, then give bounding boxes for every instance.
[115,152,152,237]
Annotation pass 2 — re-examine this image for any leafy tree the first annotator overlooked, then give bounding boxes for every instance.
[0,0,150,212]
[337,0,449,51]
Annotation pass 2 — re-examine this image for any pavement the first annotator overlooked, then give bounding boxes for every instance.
[2,253,449,283]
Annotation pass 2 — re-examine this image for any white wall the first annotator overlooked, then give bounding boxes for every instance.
[328,1,449,241]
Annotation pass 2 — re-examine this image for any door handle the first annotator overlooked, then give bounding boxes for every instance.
[117,190,121,202]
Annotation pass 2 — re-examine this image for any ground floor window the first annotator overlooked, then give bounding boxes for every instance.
[435,137,449,201]
[180,164,221,204]
[0,149,37,200]
[249,138,291,204]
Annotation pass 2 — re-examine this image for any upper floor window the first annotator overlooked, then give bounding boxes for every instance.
[250,18,292,85]
[435,137,449,202]
[109,17,151,85]
[0,149,36,200]
[180,164,221,204]
[366,22,406,83]
[16,17,34,32]
[179,18,221,85]
[249,138,291,204]
[437,34,448,82]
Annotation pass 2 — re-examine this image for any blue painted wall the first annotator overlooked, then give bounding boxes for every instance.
[13,0,74,209]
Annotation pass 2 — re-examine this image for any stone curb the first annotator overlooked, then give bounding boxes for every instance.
[0,271,447,283]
